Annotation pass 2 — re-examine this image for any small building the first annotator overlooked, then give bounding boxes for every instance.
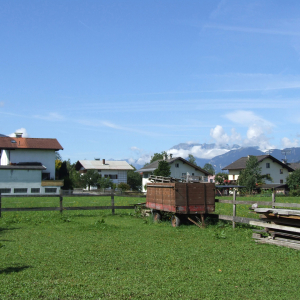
[137,156,211,192]
[75,159,134,189]
[0,132,64,195]
[222,154,294,189]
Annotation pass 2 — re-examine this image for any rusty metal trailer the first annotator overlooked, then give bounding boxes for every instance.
[146,182,215,227]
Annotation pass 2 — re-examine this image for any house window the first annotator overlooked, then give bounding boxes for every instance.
[210,179,213,183]
[280,179,283,184]
[144,173,149,178]
[192,173,194,176]
[45,188,57,193]
[0,188,11,194]
[280,169,283,174]
[42,173,50,180]
[182,173,186,176]
[31,188,40,193]
[266,163,270,168]
[175,163,179,168]
[105,175,118,179]
[14,188,27,194]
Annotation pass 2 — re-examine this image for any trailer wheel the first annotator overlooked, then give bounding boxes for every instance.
[153,211,162,222]
[171,215,181,227]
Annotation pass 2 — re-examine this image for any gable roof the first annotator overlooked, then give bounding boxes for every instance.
[137,157,211,175]
[75,160,134,171]
[290,162,300,171]
[0,137,63,151]
[222,155,294,172]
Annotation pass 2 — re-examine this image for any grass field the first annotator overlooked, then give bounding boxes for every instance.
[1,196,300,299]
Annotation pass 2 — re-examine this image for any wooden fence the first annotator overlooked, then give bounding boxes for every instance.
[216,190,300,228]
[0,192,146,217]
[1,191,300,229]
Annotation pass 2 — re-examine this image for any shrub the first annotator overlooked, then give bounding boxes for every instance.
[289,189,300,197]
[118,182,130,192]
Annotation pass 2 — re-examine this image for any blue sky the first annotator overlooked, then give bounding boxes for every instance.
[1,0,300,164]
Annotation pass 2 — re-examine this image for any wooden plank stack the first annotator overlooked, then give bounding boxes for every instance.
[250,208,300,250]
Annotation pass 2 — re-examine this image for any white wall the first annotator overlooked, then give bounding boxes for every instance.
[228,158,289,184]
[0,169,60,195]
[0,150,10,165]
[260,158,289,184]
[86,170,129,190]
[9,149,56,179]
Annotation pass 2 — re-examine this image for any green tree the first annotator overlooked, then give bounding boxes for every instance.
[118,182,131,192]
[81,170,100,191]
[237,156,271,194]
[286,169,300,190]
[203,163,215,175]
[97,177,113,189]
[153,160,171,177]
[150,151,167,164]
[188,154,197,166]
[127,166,142,191]
[215,172,228,185]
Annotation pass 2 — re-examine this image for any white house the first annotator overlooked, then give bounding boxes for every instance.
[222,154,294,190]
[137,156,211,192]
[75,159,134,189]
[0,133,64,195]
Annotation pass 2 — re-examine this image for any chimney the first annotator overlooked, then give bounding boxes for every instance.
[15,132,23,138]
[102,159,105,164]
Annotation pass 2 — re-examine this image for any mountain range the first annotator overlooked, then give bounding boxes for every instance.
[129,143,300,173]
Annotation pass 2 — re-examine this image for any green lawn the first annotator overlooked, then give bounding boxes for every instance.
[1,196,300,299]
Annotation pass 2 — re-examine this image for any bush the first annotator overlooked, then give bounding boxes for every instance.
[118,182,130,192]
[289,189,300,197]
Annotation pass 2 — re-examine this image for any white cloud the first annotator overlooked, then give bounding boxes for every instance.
[224,110,275,150]
[225,110,274,129]
[168,145,229,160]
[9,128,29,138]
[281,137,299,148]
[210,125,242,145]
[34,112,65,121]
[136,154,152,166]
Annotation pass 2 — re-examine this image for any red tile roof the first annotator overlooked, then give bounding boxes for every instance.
[0,137,63,150]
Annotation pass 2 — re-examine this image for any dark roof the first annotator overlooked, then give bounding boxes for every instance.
[289,162,300,171]
[222,155,294,172]
[0,164,46,170]
[137,157,211,175]
[0,137,63,150]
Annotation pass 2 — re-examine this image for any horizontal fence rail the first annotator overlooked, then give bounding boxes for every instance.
[0,192,145,217]
[214,191,300,228]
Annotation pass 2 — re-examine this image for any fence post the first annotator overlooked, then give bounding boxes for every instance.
[232,190,236,229]
[272,191,276,209]
[111,191,115,215]
[0,192,1,218]
[60,193,63,214]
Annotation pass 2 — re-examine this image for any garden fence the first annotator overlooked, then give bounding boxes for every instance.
[0,192,146,217]
[216,190,300,228]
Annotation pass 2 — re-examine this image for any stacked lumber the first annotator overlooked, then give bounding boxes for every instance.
[250,208,300,250]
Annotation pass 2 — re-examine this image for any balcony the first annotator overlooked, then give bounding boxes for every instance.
[41,180,64,187]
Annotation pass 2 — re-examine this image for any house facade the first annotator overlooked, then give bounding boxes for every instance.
[138,156,211,192]
[0,133,64,195]
[75,159,134,189]
[222,155,294,187]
